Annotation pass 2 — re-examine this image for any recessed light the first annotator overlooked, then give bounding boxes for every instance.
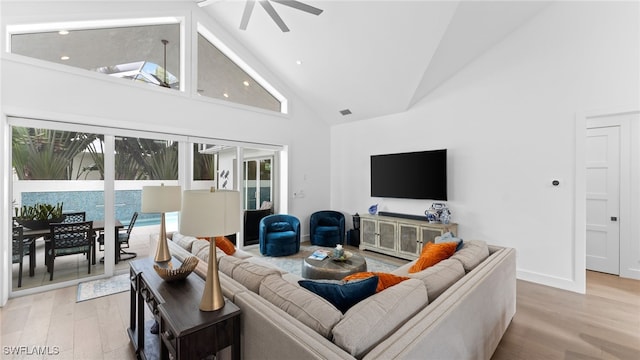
[58,30,69,35]
[223,93,229,98]
[296,60,302,65]
[243,81,250,87]
[60,55,70,61]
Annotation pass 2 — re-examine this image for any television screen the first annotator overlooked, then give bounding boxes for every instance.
[370,149,447,200]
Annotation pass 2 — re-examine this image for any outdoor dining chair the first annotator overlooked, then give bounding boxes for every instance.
[12,225,32,288]
[44,212,87,268]
[48,221,94,281]
[62,211,86,223]
[98,212,138,262]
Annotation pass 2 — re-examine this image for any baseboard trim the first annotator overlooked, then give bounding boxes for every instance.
[620,267,640,280]
[517,269,585,294]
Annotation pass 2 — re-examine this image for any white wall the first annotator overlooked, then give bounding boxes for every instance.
[330,1,639,292]
[0,1,331,303]
[1,0,331,223]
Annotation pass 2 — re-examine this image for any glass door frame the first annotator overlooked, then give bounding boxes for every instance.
[243,155,274,210]
[3,118,286,299]
[7,117,119,295]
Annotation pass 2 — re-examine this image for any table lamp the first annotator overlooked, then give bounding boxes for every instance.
[141,184,182,263]
[180,189,240,311]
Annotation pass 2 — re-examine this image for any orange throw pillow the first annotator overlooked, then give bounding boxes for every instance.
[343,272,410,292]
[409,241,458,273]
[215,236,236,255]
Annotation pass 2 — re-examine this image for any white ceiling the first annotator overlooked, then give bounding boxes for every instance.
[199,0,551,124]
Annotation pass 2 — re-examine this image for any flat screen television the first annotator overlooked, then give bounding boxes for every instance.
[370,149,447,200]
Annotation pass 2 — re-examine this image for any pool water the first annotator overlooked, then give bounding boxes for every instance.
[21,190,179,228]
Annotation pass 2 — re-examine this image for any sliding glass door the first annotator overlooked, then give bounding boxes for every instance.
[243,154,273,210]
[8,118,284,296]
[11,124,106,290]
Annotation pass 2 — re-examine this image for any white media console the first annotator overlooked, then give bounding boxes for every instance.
[359,213,458,261]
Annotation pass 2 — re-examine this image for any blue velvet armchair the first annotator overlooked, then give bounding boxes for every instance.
[310,210,345,247]
[259,214,301,257]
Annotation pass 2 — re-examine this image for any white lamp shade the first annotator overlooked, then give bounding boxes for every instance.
[180,190,240,237]
[141,185,182,213]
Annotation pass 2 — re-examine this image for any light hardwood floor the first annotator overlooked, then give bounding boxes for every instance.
[2,259,638,359]
[493,271,640,359]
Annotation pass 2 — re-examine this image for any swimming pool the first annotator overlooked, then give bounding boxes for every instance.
[20,190,179,227]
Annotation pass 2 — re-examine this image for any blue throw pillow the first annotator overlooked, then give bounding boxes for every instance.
[298,276,378,313]
[269,221,293,232]
[436,232,464,251]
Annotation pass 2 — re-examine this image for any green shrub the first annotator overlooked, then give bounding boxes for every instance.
[14,202,64,221]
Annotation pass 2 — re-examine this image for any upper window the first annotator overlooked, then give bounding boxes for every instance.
[7,19,287,113]
[9,21,181,90]
[197,31,284,112]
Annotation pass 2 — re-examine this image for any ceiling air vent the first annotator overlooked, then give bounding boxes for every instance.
[339,109,352,116]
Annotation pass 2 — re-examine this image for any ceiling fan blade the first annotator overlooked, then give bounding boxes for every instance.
[240,0,256,30]
[259,0,290,32]
[271,0,323,16]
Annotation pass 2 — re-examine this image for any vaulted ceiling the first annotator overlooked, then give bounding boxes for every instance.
[199,0,551,124]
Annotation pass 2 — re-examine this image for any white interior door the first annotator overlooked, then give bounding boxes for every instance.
[586,126,620,275]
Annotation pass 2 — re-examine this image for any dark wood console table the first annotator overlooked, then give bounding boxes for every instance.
[128,257,241,360]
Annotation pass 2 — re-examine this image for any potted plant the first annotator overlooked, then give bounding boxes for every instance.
[14,202,64,230]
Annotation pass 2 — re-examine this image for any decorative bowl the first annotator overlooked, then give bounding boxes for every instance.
[332,251,353,262]
[153,256,199,282]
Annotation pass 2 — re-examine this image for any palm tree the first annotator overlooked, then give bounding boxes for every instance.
[12,127,99,180]
[193,143,216,180]
[13,127,192,181]
[84,136,179,180]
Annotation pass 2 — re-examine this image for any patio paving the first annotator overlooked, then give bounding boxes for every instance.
[11,225,159,291]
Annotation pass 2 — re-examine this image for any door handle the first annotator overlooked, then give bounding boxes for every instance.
[611,217,618,221]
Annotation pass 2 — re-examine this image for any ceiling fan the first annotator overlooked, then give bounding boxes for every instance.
[198,0,323,32]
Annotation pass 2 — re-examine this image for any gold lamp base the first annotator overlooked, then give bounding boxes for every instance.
[154,212,172,264]
[200,239,225,311]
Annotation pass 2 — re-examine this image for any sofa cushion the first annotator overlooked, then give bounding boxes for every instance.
[342,272,410,293]
[298,276,378,313]
[219,254,245,277]
[171,232,198,252]
[191,239,210,257]
[266,230,296,241]
[332,279,428,358]
[188,239,228,263]
[407,259,465,302]
[450,240,490,272]
[231,262,281,293]
[218,271,248,302]
[163,236,193,261]
[409,241,458,273]
[259,275,343,339]
[268,221,293,232]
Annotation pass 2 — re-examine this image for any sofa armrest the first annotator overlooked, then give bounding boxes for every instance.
[234,291,354,360]
[364,247,516,360]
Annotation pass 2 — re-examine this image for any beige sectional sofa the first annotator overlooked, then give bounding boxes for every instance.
[159,233,516,360]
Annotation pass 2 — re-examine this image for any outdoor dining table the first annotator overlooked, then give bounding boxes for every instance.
[22,220,124,267]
